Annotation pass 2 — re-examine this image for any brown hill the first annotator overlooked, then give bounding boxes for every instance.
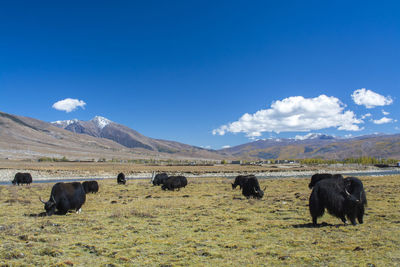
[0,111,220,161]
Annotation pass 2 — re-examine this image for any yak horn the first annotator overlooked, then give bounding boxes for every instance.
[51,195,56,203]
[345,189,351,196]
[263,186,267,191]
[39,196,46,204]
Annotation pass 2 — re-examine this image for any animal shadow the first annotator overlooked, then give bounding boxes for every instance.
[292,222,344,228]
[25,212,47,217]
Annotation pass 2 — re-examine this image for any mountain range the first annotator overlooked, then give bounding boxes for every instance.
[0,112,219,161]
[1,111,400,161]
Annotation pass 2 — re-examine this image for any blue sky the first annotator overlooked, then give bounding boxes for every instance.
[1,1,399,149]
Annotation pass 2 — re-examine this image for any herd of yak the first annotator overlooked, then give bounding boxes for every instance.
[10,171,367,226]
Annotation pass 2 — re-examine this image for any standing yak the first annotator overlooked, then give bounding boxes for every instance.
[82,181,99,193]
[232,175,252,189]
[309,175,367,226]
[308,173,344,189]
[343,176,367,224]
[161,176,188,191]
[151,172,169,186]
[240,175,265,199]
[117,172,126,185]
[12,172,32,185]
[39,182,86,216]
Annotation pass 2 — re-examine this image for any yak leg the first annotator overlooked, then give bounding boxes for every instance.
[309,189,324,226]
[357,205,364,224]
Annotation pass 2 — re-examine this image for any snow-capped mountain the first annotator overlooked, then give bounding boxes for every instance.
[52,119,79,128]
[51,116,214,155]
[293,133,336,141]
[91,116,111,129]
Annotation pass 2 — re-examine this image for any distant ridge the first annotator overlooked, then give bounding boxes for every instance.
[219,133,400,160]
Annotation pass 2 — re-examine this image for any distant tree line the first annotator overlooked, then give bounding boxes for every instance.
[299,157,398,165]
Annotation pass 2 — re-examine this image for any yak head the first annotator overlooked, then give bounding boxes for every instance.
[343,188,361,205]
[11,179,16,185]
[40,195,57,216]
[253,186,266,199]
[231,183,238,189]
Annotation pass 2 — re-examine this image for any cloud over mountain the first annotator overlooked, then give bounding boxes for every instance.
[351,88,393,108]
[52,98,86,113]
[213,95,363,138]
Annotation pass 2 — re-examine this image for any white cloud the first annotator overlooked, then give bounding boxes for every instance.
[52,98,86,113]
[213,95,363,138]
[361,113,372,119]
[222,145,231,149]
[351,88,393,108]
[372,117,394,125]
[382,110,390,115]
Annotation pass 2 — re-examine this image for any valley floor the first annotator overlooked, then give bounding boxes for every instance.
[1,175,399,266]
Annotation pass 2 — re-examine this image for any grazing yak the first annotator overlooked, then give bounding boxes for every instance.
[82,181,99,194]
[232,175,252,189]
[161,176,188,191]
[309,174,367,226]
[151,172,169,186]
[240,175,265,199]
[12,172,32,185]
[40,182,86,216]
[117,172,126,185]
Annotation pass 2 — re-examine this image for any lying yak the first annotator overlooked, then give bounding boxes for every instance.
[309,176,367,226]
[117,172,126,185]
[151,172,169,186]
[40,182,86,216]
[162,176,188,191]
[82,181,99,193]
[12,172,32,185]
[241,175,265,199]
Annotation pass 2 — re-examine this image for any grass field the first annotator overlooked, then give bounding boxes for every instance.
[1,175,399,266]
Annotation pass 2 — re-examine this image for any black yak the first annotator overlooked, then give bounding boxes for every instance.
[151,172,169,186]
[241,176,264,199]
[343,177,367,224]
[12,172,32,185]
[232,175,252,189]
[309,176,367,226]
[161,176,187,191]
[117,172,126,185]
[82,181,99,194]
[39,182,86,216]
[308,173,344,189]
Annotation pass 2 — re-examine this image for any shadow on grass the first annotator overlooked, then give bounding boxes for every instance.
[24,212,47,217]
[292,222,345,228]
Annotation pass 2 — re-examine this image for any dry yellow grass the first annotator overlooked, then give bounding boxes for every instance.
[1,175,399,266]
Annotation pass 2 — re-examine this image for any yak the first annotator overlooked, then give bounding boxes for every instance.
[241,176,265,199]
[161,176,187,191]
[151,172,169,186]
[308,173,344,189]
[82,181,99,194]
[117,172,126,185]
[40,182,86,216]
[343,176,367,224]
[309,176,367,226]
[232,175,252,189]
[12,172,32,185]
